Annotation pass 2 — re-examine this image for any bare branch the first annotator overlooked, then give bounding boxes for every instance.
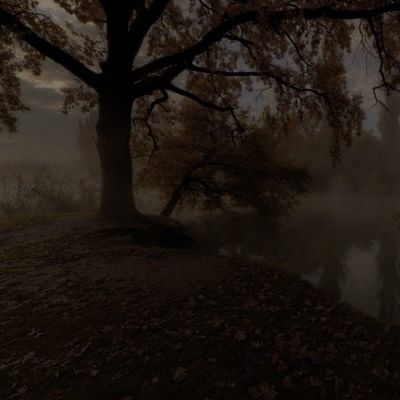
[133,89,169,160]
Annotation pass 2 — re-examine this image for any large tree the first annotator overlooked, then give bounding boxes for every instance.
[1,1,400,219]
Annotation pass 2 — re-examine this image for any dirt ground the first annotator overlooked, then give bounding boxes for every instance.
[2,215,400,400]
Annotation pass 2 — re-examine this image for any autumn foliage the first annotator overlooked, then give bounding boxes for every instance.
[2,1,400,217]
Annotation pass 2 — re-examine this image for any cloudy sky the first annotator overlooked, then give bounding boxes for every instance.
[0,1,80,164]
[0,63,79,164]
[0,1,383,166]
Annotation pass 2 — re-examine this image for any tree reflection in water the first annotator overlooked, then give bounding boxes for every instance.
[200,194,400,324]
[377,223,400,322]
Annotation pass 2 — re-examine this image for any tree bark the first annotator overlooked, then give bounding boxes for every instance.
[161,164,205,217]
[161,185,184,217]
[161,176,191,217]
[96,93,137,219]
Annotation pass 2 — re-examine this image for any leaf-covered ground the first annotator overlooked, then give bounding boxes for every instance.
[1,215,400,399]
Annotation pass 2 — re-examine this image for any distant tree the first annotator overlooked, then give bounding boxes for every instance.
[379,93,400,150]
[377,92,400,190]
[318,233,347,301]
[2,1,400,219]
[277,113,388,193]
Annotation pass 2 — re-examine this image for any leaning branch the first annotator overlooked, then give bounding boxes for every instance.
[0,6,101,89]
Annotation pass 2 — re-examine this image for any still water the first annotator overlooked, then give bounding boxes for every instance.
[208,193,400,323]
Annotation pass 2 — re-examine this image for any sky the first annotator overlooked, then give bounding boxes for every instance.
[0,62,80,164]
[0,0,79,164]
[0,1,384,165]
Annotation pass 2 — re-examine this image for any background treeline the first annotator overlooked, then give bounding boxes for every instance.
[283,92,400,194]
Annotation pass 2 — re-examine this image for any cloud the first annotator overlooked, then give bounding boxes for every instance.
[20,62,73,91]
[37,0,71,24]
[0,78,80,164]
[0,2,93,165]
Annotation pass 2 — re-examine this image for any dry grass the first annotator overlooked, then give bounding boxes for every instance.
[0,167,98,216]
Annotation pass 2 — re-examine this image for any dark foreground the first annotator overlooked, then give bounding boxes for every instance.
[1,215,400,400]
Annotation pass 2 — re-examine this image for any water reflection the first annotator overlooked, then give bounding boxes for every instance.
[318,235,346,302]
[206,193,400,323]
[377,223,400,322]
[290,196,400,322]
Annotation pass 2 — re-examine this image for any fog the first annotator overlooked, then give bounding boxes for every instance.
[196,192,400,323]
[3,83,400,325]
[187,92,400,324]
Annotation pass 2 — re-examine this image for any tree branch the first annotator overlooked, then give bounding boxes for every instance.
[0,6,101,89]
[128,0,171,64]
[133,89,169,160]
[189,64,313,94]
[131,10,259,82]
[130,3,400,83]
[132,62,191,97]
[189,64,265,77]
[166,83,245,132]
[189,64,347,128]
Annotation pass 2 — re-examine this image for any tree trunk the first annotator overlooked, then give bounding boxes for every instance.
[96,93,137,219]
[161,186,183,217]
[161,177,190,217]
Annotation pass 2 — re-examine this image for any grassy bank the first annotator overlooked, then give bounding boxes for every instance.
[1,216,400,399]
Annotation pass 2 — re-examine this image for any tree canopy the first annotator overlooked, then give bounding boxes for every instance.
[137,94,308,217]
[1,1,399,132]
[2,1,400,217]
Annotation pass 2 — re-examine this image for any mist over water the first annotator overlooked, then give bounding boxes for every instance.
[190,92,400,323]
[194,191,400,324]
[292,193,400,322]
